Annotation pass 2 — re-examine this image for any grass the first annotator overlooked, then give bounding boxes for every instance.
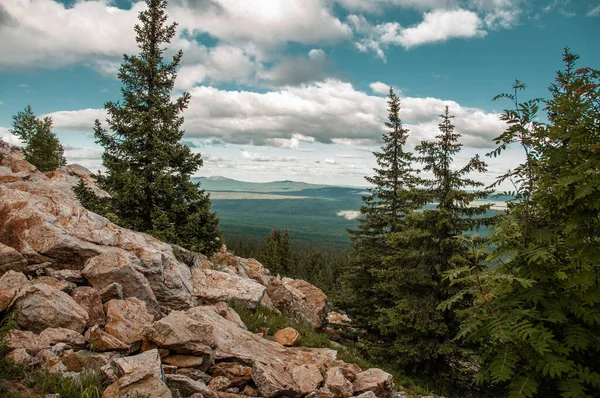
[232,303,438,396]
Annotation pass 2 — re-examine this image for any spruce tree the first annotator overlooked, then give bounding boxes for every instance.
[342,88,419,339]
[88,0,221,254]
[263,229,282,274]
[10,105,66,172]
[445,49,600,398]
[378,106,490,379]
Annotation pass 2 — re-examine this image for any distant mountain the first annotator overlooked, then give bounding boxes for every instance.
[194,176,329,193]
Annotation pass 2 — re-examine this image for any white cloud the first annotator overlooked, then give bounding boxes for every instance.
[257,49,333,87]
[45,79,506,149]
[588,5,600,16]
[369,81,403,96]
[353,8,486,59]
[241,151,299,162]
[324,158,337,164]
[0,128,24,147]
[336,210,361,220]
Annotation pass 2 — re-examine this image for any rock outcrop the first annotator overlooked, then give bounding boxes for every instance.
[0,145,397,398]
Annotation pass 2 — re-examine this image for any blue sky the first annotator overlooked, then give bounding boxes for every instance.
[0,0,598,187]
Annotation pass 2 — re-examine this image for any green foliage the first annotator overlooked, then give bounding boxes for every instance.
[10,104,66,172]
[444,49,600,398]
[86,0,222,255]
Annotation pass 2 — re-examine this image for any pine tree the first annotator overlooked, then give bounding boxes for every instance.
[377,106,491,380]
[10,105,66,172]
[444,50,600,397]
[280,228,292,274]
[87,0,221,254]
[342,87,419,338]
[263,229,282,274]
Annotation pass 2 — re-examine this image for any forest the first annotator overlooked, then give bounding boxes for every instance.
[2,0,598,396]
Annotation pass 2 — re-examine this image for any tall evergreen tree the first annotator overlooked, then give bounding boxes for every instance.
[263,229,282,274]
[10,105,66,172]
[377,106,491,379]
[87,0,221,254]
[342,88,419,337]
[445,49,600,398]
[280,228,292,274]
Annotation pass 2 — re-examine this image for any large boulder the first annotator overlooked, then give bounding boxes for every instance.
[191,268,266,309]
[85,325,129,352]
[143,310,215,356]
[210,362,252,388]
[0,242,27,273]
[13,283,88,333]
[352,369,394,398]
[325,367,353,398]
[103,349,171,398]
[274,327,300,347]
[104,298,156,348]
[267,277,327,328]
[0,270,32,311]
[291,364,325,395]
[72,286,106,327]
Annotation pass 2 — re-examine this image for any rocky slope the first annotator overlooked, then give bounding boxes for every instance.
[0,142,397,398]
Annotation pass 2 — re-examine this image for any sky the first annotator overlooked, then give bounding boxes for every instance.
[0,0,599,188]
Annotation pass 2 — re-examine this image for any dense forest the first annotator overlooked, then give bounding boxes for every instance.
[3,0,598,396]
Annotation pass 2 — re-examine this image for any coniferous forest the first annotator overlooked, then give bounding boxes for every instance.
[1,1,598,397]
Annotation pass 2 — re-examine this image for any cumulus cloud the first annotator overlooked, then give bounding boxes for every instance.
[46,79,505,149]
[324,158,337,164]
[0,128,24,146]
[337,210,361,220]
[241,151,299,162]
[257,49,334,87]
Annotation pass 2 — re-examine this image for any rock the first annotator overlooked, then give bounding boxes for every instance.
[208,376,232,391]
[355,392,378,398]
[63,351,118,373]
[329,361,361,382]
[82,251,158,310]
[327,311,351,326]
[242,385,256,396]
[45,268,86,284]
[7,330,44,352]
[143,310,214,359]
[166,374,217,398]
[266,277,327,328]
[39,328,85,349]
[36,348,66,374]
[176,368,213,383]
[291,364,324,395]
[0,270,32,311]
[104,297,156,347]
[273,327,300,347]
[325,367,353,398]
[103,349,171,398]
[32,276,76,293]
[13,283,88,333]
[247,259,270,286]
[72,286,106,327]
[0,243,27,273]
[252,361,296,398]
[162,365,177,374]
[99,282,123,303]
[213,302,247,330]
[5,348,32,365]
[163,355,205,369]
[210,362,252,388]
[352,369,394,398]
[84,325,129,352]
[191,268,266,309]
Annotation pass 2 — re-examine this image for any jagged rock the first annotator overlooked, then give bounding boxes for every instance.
[7,330,44,352]
[72,286,106,327]
[63,351,119,373]
[99,282,123,303]
[242,385,257,396]
[5,348,32,365]
[252,361,296,398]
[291,364,325,395]
[0,242,27,273]
[210,362,252,388]
[36,349,66,374]
[39,328,85,349]
[247,258,270,286]
[163,365,177,374]
[163,355,206,368]
[166,374,217,398]
[143,310,214,357]
[32,276,76,293]
[191,268,266,309]
[104,297,156,347]
[45,164,110,201]
[82,251,158,310]
[13,283,88,333]
[176,368,213,383]
[84,325,129,352]
[208,376,232,391]
[328,361,361,382]
[103,349,172,398]
[213,302,247,330]
[325,367,353,398]
[327,311,351,326]
[355,392,377,398]
[273,327,300,347]
[45,268,86,284]
[266,277,327,328]
[0,270,32,311]
[352,369,394,398]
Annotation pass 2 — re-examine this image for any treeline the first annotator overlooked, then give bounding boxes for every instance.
[335,50,600,398]
[226,229,349,297]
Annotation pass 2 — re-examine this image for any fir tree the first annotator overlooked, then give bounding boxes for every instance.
[444,50,600,397]
[280,228,292,274]
[263,229,282,274]
[342,87,419,338]
[378,106,491,380]
[10,105,66,172]
[88,0,221,254]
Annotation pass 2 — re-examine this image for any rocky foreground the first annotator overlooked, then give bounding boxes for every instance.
[0,143,398,398]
